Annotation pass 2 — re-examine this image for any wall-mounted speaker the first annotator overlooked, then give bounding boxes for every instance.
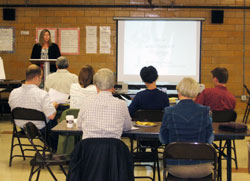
[3,8,16,21]
[211,10,224,24]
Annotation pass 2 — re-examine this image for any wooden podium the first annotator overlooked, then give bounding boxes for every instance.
[30,59,57,80]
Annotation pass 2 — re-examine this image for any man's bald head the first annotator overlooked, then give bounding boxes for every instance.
[26,64,42,81]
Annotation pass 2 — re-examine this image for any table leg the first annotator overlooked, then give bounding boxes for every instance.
[226,140,232,181]
[129,137,134,153]
[218,141,222,181]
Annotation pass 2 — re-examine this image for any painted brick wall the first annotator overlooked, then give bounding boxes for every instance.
[0,0,250,114]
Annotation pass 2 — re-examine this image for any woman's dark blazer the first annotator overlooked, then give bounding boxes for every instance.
[31,43,61,59]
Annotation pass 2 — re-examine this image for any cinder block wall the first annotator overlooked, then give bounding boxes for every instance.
[0,0,250,114]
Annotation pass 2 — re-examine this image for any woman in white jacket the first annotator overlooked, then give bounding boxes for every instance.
[70,65,97,109]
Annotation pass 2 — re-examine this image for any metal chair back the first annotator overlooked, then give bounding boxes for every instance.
[163,142,217,181]
[9,107,48,166]
[132,109,164,122]
[212,110,237,123]
[23,122,68,181]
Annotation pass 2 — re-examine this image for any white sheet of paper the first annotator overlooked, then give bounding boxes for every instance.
[0,28,14,52]
[100,26,111,54]
[59,28,79,54]
[0,57,6,79]
[86,26,97,54]
[120,95,132,106]
[131,126,139,130]
[48,88,69,104]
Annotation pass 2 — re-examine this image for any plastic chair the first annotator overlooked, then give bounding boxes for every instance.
[56,108,80,155]
[67,138,134,181]
[132,110,164,181]
[0,86,12,116]
[23,122,69,181]
[132,109,164,122]
[212,110,238,170]
[163,142,217,181]
[212,110,239,181]
[133,144,161,181]
[58,108,80,123]
[9,107,48,167]
[212,110,237,123]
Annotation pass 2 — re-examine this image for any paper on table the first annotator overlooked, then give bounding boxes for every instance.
[131,126,139,130]
[120,95,132,106]
[124,126,139,132]
[48,88,69,104]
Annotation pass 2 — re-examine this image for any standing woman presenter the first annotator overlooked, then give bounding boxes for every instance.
[31,29,61,72]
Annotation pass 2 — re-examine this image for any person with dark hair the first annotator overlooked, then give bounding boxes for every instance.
[70,65,97,109]
[128,66,169,116]
[8,64,58,150]
[195,67,236,111]
[44,56,78,94]
[211,67,228,83]
[31,29,61,72]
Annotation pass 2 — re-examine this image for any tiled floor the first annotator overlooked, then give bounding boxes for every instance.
[0,114,250,181]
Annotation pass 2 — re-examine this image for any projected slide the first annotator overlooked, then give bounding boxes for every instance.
[117,19,201,84]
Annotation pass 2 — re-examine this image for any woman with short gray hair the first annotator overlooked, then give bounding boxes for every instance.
[160,77,214,179]
[176,77,200,99]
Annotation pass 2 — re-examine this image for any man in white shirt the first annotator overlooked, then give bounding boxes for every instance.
[77,68,132,139]
[44,56,78,94]
[9,64,58,150]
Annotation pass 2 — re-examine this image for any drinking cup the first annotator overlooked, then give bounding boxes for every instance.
[66,115,74,128]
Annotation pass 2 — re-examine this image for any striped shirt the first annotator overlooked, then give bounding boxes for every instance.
[77,91,132,139]
[8,84,56,129]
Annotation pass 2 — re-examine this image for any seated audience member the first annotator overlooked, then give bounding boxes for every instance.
[8,64,58,150]
[70,65,97,109]
[77,68,132,139]
[159,77,214,178]
[195,67,236,111]
[128,66,170,117]
[44,56,78,94]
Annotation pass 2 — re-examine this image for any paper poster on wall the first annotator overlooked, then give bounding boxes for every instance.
[0,57,6,79]
[86,26,97,54]
[100,26,111,54]
[59,28,80,55]
[36,28,57,43]
[0,26,15,53]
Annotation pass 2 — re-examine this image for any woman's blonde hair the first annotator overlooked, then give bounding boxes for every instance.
[39,29,52,46]
[176,77,200,98]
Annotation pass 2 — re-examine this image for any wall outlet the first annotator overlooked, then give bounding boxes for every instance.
[20,31,29,35]
[241,95,247,101]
